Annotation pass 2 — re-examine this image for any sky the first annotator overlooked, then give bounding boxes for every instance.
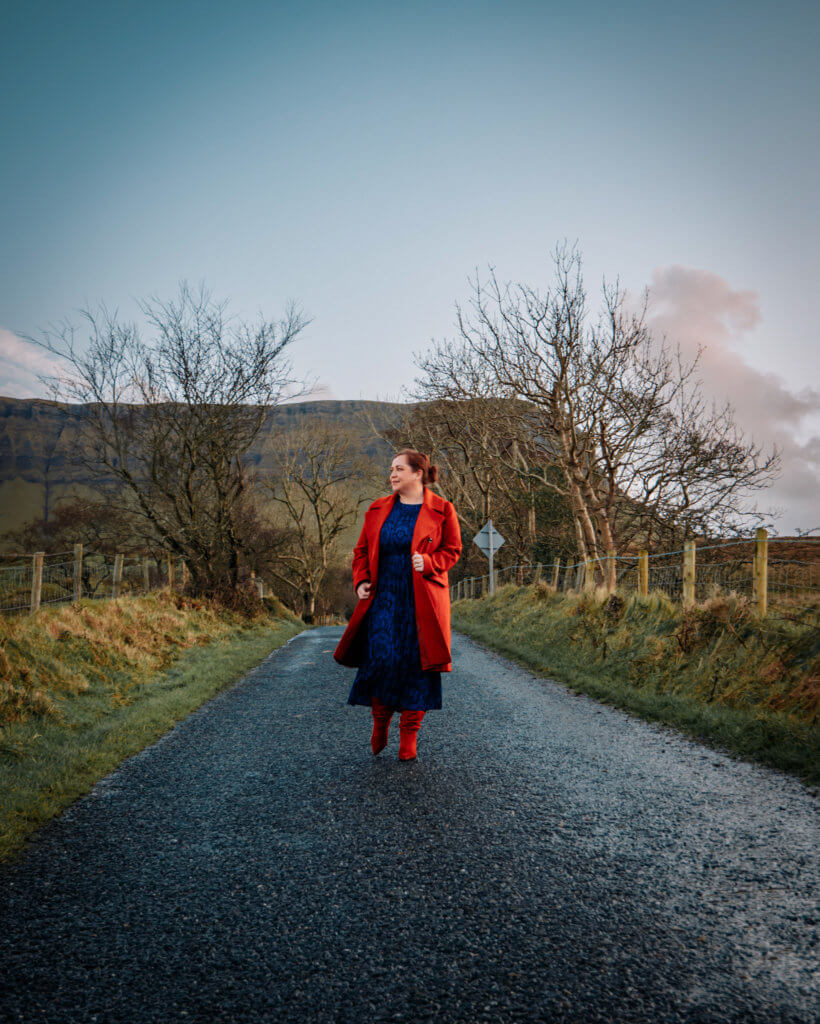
[1,0,818,532]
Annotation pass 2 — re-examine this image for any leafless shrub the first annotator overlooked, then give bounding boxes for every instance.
[27,281,311,597]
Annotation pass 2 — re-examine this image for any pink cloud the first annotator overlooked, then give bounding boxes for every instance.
[638,267,819,534]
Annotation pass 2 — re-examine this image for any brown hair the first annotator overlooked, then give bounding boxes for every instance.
[394,448,438,486]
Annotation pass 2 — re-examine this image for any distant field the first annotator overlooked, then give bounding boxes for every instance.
[0,478,96,535]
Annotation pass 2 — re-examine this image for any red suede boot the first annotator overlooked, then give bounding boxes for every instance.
[398,709,425,760]
[370,696,395,755]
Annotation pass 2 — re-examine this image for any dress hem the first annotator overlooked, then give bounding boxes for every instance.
[347,697,442,711]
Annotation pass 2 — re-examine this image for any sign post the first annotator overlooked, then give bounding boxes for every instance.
[473,519,506,595]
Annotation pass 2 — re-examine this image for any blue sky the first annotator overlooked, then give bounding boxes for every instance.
[1,0,818,530]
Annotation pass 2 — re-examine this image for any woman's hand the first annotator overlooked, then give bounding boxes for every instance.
[412,552,424,572]
[356,581,373,600]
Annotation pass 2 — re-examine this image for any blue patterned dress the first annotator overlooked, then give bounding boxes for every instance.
[347,499,443,711]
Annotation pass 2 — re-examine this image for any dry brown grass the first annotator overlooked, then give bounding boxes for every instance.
[0,591,289,728]
[454,585,819,785]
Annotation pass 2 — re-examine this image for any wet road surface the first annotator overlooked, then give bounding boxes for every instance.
[1,626,817,1023]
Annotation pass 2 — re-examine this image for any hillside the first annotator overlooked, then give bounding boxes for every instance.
[0,395,401,534]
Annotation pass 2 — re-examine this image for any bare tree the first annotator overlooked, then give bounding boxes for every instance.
[414,242,782,586]
[260,420,366,622]
[27,281,311,599]
[581,281,783,555]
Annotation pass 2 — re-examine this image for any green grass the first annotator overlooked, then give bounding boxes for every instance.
[1,599,305,863]
[453,584,819,790]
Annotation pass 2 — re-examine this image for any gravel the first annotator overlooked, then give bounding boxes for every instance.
[1,625,817,1023]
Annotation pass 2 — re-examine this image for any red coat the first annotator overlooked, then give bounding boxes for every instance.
[333,486,463,672]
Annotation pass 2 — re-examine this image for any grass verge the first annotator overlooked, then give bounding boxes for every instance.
[453,584,819,791]
[0,593,305,863]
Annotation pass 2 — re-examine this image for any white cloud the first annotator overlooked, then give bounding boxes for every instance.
[640,267,819,534]
[0,328,68,399]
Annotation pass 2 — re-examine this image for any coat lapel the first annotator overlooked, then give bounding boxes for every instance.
[411,485,441,551]
[369,491,398,585]
[370,486,444,584]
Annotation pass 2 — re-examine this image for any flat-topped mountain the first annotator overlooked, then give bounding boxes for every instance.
[0,395,400,534]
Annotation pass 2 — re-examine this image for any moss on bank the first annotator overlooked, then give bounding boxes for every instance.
[453,584,819,788]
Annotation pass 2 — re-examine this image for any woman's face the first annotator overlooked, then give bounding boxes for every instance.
[389,455,423,493]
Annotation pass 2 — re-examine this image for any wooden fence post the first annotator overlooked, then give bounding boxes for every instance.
[73,543,83,602]
[142,557,150,593]
[30,551,44,614]
[638,550,649,597]
[112,553,124,598]
[552,558,561,591]
[753,527,768,616]
[683,540,696,608]
[167,553,175,591]
[584,558,594,591]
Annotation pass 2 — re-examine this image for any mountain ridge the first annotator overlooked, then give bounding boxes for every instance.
[0,395,402,534]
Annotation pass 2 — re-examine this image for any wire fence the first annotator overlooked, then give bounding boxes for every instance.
[450,533,819,614]
[5,533,816,619]
[0,549,184,617]
[0,545,273,618]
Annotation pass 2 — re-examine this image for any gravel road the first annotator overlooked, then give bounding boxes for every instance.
[1,626,817,1024]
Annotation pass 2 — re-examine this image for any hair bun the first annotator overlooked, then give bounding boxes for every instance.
[393,448,438,487]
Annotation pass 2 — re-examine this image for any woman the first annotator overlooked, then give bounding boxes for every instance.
[333,449,462,760]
